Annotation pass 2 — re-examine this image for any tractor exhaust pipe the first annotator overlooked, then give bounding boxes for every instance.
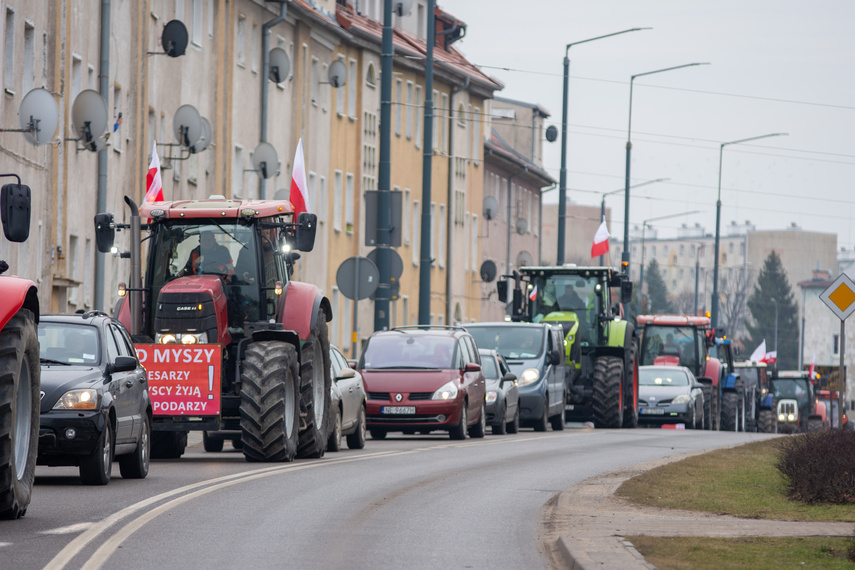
[124,196,142,337]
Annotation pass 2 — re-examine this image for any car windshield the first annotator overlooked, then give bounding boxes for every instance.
[480,356,499,379]
[639,369,689,386]
[360,334,457,370]
[467,326,542,359]
[38,322,100,365]
[771,379,810,407]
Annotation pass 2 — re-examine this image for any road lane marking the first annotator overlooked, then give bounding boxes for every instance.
[39,523,95,535]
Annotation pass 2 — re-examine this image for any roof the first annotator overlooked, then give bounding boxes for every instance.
[492,95,551,118]
[140,198,294,220]
[335,3,502,96]
[485,129,556,187]
[637,315,711,327]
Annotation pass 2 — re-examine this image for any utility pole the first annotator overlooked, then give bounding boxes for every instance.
[418,0,435,325]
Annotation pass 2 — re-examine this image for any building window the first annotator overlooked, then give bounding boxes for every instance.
[333,171,343,232]
[432,90,439,151]
[112,85,122,152]
[471,106,480,164]
[430,202,436,266]
[403,187,410,245]
[4,8,15,93]
[233,145,243,196]
[310,57,319,104]
[348,59,357,117]
[438,204,446,267]
[471,215,478,273]
[395,79,402,136]
[345,173,354,233]
[308,172,317,220]
[236,14,246,66]
[440,93,448,154]
[412,200,420,266]
[191,0,203,47]
[414,85,423,148]
[335,56,346,115]
[406,81,414,139]
[23,21,34,94]
[365,62,376,88]
[833,333,840,356]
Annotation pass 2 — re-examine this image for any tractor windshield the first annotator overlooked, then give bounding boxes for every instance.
[147,221,286,329]
[530,274,601,345]
[770,378,810,408]
[639,325,698,372]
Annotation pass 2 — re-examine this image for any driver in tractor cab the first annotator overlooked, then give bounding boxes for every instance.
[178,231,234,278]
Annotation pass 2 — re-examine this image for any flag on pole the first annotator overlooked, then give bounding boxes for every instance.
[289,138,309,217]
[529,285,538,301]
[144,140,164,203]
[763,351,777,364]
[591,216,610,258]
[749,340,766,363]
[809,353,816,380]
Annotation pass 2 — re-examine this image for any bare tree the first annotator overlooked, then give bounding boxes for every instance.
[672,290,695,315]
[719,267,753,341]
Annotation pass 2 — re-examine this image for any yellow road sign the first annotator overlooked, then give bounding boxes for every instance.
[819,273,855,320]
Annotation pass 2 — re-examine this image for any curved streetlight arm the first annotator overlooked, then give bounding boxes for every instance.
[628,63,710,140]
[565,27,652,57]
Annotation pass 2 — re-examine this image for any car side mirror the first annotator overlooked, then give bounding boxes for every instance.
[335,368,357,381]
[1,183,31,242]
[547,349,562,365]
[110,355,138,374]
[295,212,317,252]
[502,372,517,384]
[94,213,116,253]
[464,362,481,373]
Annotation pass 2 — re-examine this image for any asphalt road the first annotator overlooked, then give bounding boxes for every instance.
[3,426,773,569]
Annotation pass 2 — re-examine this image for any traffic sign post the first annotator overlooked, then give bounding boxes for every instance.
[819,273,855,428]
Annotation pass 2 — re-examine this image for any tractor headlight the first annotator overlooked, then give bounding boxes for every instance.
[156,332,208,344]
[518,368,540,386]
[787,413,795,422]
[778,414,786,422]
[53,389,99,410]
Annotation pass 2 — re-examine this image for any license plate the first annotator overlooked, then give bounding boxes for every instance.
[641,408,665,415]
[382,406,416,414]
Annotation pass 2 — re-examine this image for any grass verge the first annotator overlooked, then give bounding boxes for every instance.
[628,536,855,570]
[616,438,855,522]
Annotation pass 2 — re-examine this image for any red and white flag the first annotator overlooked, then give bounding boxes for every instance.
[749,340,766,363]
[591,216,610,258]
[289,138,309,217]
[763,351,777,365]
[529,285,538,301]
[809,353,816,380]
[144,140,164,203]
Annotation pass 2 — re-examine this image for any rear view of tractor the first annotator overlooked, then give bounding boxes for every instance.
[733,360,776,433]
[498,265,637,429]
[0,175,40,519]
[96,195,332,462]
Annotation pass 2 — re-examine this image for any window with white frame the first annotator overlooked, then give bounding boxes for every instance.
[472,106,480,164]
[333,171,343,232]
[345,173,354,233]
[236,14,246,66]
[470,215,478,273]
[412,200,420,265]
[191,0,203,46]
[440,93,448,154]
[233,145,243,196]
[318,176,327,222]
[69,235,79,306]
[335,56,345,115]
[348,59,357,117]
[4,9,15,93]
[432,90,439,151]
[308,172,317,219]
[464,214,470,270]
[23,21,34,94]
[414,84,423,148]
[395,78,402,136]
[310,57,319,104]
[406,81,413,139]
[71,55,82,100]
[438,204,446,267]
[112,85,122,152]
[251,23,259,73]
[403,188,410,245]
[430,202,436,266]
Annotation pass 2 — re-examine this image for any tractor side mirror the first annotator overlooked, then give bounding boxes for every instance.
[1,183,31,243]
[496,280,508,303]
[94,213,116,253]
[621,279,633,304]
[295,212,317,252]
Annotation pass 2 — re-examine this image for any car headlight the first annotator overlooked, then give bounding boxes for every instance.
[486,391,498,403]
[53,389,99,410]
[671,394,691,405]
[518,368,540,386]
[431,381,458,400]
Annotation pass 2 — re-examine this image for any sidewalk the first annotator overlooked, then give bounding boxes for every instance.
[540,451,855,569]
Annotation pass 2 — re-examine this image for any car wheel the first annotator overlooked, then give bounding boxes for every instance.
[369,428,387,440]
[469,402,486,438]
[202,431,224,452]
[346,405,367,450]
[326,406,342,452]
[493,403,508,435]
[550,392,566,431]
[689,402,696,429]
[533,401,548,432]
[80,420,113,486]
[449,403,467,440]
[119,413,151,479]
[507,406,520,434]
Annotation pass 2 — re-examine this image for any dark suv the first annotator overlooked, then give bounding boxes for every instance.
[359,326,487,440]
[37,312,151,485]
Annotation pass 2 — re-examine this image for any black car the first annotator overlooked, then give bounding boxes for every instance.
[37,311,152,485]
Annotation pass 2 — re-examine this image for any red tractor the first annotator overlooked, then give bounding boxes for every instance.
[637,315,735,430]
[0,176,40,519]
[95,195,332,461]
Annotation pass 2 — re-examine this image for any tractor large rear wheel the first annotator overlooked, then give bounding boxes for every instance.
[592,356,623,429]
[240,341,300,462]
[297,310,332,459]
[622,328,639,429]
[721,391,739,431]
[0,309,39,519]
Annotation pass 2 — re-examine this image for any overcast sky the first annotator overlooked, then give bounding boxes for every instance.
[439,0,855,251]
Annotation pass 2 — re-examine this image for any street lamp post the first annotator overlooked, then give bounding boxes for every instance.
[557,27,650,265]
[636,210,700,315]
[622,62,708,274]
[711,132,788,329]
[600,177,669,266]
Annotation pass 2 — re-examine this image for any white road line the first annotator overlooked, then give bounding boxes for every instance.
[39,523,95,536]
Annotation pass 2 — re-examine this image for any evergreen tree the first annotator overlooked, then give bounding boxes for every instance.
[645,258,675,314]
[746,251,799,369]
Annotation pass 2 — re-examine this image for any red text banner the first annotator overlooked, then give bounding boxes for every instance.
[136,345,221,416]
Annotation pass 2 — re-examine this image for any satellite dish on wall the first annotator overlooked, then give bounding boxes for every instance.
[71,89,108,151]
[328,60,347,88]
[269,47,291,83]
[162,20,189,57]
[483,196,499,221]
[173,104,202,148]
[516,251,534,267]
[516,218,528,235]
[252,141,278,179]
[18,88,58,146]
[545,125,558,142]
[394,0,413,16]
[190,117,212,153]
[480,260,497,283]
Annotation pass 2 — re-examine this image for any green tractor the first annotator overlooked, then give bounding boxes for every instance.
[498,266,637,428]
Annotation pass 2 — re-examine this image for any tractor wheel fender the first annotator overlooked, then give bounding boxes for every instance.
[0,279,38,330]
[279,282,332,341]
[721,373,739,391]
[606,319,628,348]
[760,393,775,409]
[703,358,722,388]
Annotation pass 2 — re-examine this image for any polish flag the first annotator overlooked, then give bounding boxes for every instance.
[144,140,164,203]
[749,340,766,363]
[763,351,777,364]
[591,216,610,258]
[529,285,538,301]
[809,353,816,380]
[289,138,309,217]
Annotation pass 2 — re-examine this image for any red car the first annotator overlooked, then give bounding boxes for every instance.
[359,326,487,440]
